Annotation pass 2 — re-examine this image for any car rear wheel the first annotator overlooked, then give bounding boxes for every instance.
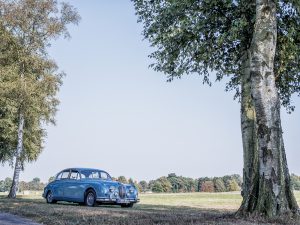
[85,190,96,207]
[121,203,134,208]
[46,191,57,204]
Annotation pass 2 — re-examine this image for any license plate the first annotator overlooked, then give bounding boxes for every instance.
[118,199,129,203]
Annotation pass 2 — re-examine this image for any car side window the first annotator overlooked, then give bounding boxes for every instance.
[70,171,80,180]
[89,171,100,179]
[100,172,109,180]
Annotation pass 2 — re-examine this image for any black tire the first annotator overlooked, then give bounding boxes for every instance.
[121,203,134,208]
[85,190,96,207]
[46,191,57,204]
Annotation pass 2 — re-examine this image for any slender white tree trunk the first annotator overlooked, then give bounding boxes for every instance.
[8,113,24,198]
[238,0,298,217]
[239,51,259,212]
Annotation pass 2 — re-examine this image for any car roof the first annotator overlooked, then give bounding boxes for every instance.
[62,168,108,173]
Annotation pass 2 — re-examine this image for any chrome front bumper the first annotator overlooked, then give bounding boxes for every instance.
[96,197,140,204]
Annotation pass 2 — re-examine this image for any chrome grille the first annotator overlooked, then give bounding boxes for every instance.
[118,185,126,199]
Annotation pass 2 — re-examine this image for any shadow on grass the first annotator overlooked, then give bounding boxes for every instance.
[0,196,299,225]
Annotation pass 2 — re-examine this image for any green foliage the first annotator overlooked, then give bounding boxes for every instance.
[222,174,242,191]
[117,176,128,184]
[133,181,142,192]
[291,174,300,190]
[0,0,80,168]
[213,178,226,192]
[27,177,45,191]
[128,178,134,184]
[139,180,148,192]
[18,181,29,192]
[227,179,240,191]
[0,177,12,192]
[147,173,241,193]
[133,0,254,90]
[152,181,164,193]
[197,177,211,192]
[166,173,197,193]
[0,177,45,192]
[275,1,300,111]
[133,0,300,111]
[156,176,172,192]
[198,174,242,192]
[0,26,19,165]
[200,181,215,192]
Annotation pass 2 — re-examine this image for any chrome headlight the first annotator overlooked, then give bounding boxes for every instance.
[109,186,115,192]
[129,187,135,194]
[110,191,118,199]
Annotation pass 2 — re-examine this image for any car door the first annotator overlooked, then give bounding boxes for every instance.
[52,170,70,200]
[63,170,84,201]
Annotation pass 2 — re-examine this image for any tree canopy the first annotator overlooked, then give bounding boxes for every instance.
[133,0,300,112]
[133,0,300,217]
[0,0,80,198]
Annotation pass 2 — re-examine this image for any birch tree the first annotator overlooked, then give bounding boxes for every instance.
[133,0,300,217]
[0,0,80,198]
[0,25,18,165]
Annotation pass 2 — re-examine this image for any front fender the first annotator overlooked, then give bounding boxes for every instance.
[84,183,102,199]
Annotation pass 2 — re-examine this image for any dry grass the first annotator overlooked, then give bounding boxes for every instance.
[0,192,300,224]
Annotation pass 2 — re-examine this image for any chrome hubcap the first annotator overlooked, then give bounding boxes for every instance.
[87,193,94,205]
[47,192,52,202]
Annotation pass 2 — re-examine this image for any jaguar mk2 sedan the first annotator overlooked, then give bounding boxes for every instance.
[42,168,139,207]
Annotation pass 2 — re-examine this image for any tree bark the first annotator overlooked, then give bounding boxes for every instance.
[238,51,260,214]
[237,0,298,217]
[8,112,24,198]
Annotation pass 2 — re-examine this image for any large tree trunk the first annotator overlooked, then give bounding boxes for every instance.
[238,0,298,217]
[238,51,260,214]
[8,113,24,198]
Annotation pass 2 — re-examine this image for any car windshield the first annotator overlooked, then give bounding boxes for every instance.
[80,170,111,180]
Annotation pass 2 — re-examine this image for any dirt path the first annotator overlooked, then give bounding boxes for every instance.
[0,213,41,225]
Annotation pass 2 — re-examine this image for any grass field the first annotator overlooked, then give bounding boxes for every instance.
[0,192,300,224]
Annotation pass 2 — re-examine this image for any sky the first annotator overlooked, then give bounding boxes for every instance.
[1,1,300,183]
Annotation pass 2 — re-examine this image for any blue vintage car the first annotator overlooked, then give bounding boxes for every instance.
[42,168,139,207]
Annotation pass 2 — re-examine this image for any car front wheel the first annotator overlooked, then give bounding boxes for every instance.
[85,190,96,207]
[46,191,57,204]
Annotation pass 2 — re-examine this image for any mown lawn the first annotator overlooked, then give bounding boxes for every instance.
[0,192,300,224]
[140,192,242,210]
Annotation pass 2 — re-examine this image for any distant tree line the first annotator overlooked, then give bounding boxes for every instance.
[112,173,242,193]
[138,173,242,193]
[1,173,300,193]
[291,174,300,191]
[130,173,300,193]
[0,177,45,192]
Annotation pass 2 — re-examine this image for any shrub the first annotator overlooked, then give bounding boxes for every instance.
[228,179,240,191]
[214,178,226,192]
[152,181,164,193]
[201,181,215,192]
